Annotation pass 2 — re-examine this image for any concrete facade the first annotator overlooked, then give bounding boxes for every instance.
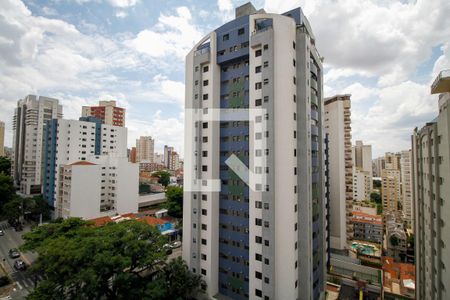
[352,211,382,244]
[183,3,326,299]
[12,95,63,195]
[136,136,155,163]
[412,74,450,300]
[382,169,401,212]
[82,100,125,127]
[324,94,353,250]
[400,150,413,229]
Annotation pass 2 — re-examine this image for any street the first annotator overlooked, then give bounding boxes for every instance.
[0,222,40,300]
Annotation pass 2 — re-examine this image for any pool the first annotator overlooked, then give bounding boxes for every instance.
[351,242,376,256]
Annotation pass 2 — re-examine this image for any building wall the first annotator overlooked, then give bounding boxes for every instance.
[413,92,450,300]
[353,168,371,201]
[136,136,154,163]
[400,150,413,229]
[324,95,353,250]
[382,169,401,212]
[82,100,125,127]
[183,4,325,300]
[12,95,62,195]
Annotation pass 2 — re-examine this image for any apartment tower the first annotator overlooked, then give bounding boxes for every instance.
[413,70,450,300]
[400,150,413,229]
[183,3,326,299]
[12,95,63,195]
[0,121,4,157]
[324,94,353,250]
[136,136,155,162]
[352,140,372,201]
[82,100,125,127]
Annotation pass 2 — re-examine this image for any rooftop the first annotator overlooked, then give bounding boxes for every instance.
[431,69,450,94]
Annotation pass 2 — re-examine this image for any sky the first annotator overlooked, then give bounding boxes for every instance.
[0,0,449,158]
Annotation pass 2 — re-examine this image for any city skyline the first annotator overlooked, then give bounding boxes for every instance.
[0,0,449,158]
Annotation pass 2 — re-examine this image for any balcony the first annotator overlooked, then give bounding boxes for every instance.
[431,69,450,94]
[194,45,210,57]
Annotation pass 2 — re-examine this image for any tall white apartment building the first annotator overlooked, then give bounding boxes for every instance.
[352,140,372,201]
[12,95,63,195]
[183,3,326,300]
[58,156,138,220]
[413,70,450,300]
[43,117,127,214]
[136,136,154,162]
[400,149,413,229]
[324,94,353,250]
[0,121,5,157]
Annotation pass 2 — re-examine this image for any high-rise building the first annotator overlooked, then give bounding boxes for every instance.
[412,70,450,300]
[0,121,5,157]
[129,147,137,163]
[324,94,353,250]
[373,156,385,177]
[385,152,401,170]
[168,150,180,170]
[352,140,372,176]
[13,95,63,195]
[353,169,371,201]
[58,156,138,220]
[82,100,125,127]
[136,136,154,162]
[381,169,401,212]
[164,145,174,168]
[400,150,413,229]
[43,117,128,212]
[183,3,326,299]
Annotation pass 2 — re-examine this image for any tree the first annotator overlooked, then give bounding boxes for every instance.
[0,157,11,176]
[390,235,399,247]
[163,186,183,218]
[0,174,16,218]
[160,257,203,300]
[153,171,171,187]
[370,192,381,204]
[2,196,22,222]
[21,218,202,299]
[373,179,381,189]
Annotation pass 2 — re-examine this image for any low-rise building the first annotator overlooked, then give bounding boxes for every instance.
[382,256,415,300]
[352,211,383,244]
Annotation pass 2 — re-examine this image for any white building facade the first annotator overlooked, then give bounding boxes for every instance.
[12,95,63,195]
[183,3,326,300]
[136,136,155,163]
[400,149,413,229]
[324,94,353,250]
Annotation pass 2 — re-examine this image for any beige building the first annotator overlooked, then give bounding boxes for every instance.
[400,150,413,229]
[413,70,450,300]
[385,152,401,170]
[0,121,4,157]
[352,140,372,201]
[381,169,401,212]
[325,94,353,250]
[136,136,154,163]
[82,100,125,127]
[373,156,385,177]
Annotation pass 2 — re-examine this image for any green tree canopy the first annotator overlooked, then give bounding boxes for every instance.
[373,179,381,189]
[21,218,202,300]
[163,186,183,218]
[0,174,16,216]
[153,171,171,187]
[390,235,399,247]
[0,156,11,176]
[370,192,381,204]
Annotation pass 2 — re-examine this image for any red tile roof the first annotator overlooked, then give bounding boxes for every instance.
[70,161,97,166]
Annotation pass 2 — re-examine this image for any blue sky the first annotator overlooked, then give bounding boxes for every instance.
[1,0,449,157]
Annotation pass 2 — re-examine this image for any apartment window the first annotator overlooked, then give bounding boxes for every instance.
[202,224,207,230]
[202,165,208,172]
[201,269,207,275]
[255,99,262,106]
[294,113,296,120]
[264,96,269,102]
[195,66,199,72]
[293,77,296,85]
[294,149,297,156]
[255,82,262,90]
[203,66,209,72]
[295,204,297,212]
[255,49,262,57]
[195,94,198,100]
[256,253,262,261]
[202,151,208,157]
[264,240,269,246]
[223,34,229,41]
[263,78,269,85]
[255,289,262,297]
[293,41,296,49]
[264,258,269,265]
[255,236,262,244]
[294,131,297,138]
[295,223,298,231]
[238,27,245,35]
[203,80,209,86]
[202,209,207,216]
[264,203,269,209]
[255,271,262,279]
[255,218,262,226]
[203,94,209,100]
[202,122,208,129]
[263,61,269,67]
[255,66,261,73]
[264,221,269,228]
[293,59,296,66]
[263,44,268,50]
[195,80,198,86]
[202,136,208,143]
[293,95,296,102]
[201,254,207,261]
[255,201,262,208]
[201,239,207,245]
[202,194,207,200]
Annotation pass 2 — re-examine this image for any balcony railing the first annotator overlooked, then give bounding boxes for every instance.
[194,46,210,57]
[431,69,450,94]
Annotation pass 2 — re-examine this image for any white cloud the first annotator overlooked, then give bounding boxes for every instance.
[115,10,128,18]
[126,6,203,59]
[107,0,138,8]
[218,0,233,11]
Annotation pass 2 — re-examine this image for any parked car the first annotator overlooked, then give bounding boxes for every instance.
[14,259,26,271]
[0,230,4,236]
[170,241,182,249]
[9,248,20,259]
